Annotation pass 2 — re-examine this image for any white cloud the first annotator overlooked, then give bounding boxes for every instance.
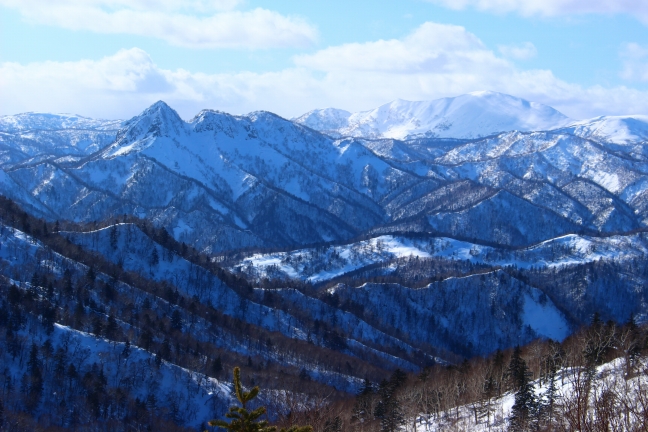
[294,23,502,73]
[498,42,537,60]
[5,0,244,13]
[0,0,317,49]
[2,23,648,121]
[426,0,648,23]
[620,43,648,82]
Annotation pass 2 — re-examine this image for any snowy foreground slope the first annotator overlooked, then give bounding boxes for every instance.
[411,357,648,432]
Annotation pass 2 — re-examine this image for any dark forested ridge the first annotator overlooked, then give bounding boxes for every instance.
[1,190,648,430]
[0,196,396,430]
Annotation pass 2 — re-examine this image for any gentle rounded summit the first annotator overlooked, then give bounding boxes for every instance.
[293,91,572,140]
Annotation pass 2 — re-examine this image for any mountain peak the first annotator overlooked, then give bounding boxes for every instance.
[141,100,183,123]
[467,90,501,97]
[295,92,571,139]
[292,107,352,134]
[120,100,186,140]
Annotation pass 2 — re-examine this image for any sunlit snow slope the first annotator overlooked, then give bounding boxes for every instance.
[295,91,572,139]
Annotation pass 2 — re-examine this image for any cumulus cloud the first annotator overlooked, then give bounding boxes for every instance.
[0,0,317,49]
[620,43,648,82]
[426,0,648,23]
[498,42,537,60]
[294,23,504,73]
[2,23,648,120]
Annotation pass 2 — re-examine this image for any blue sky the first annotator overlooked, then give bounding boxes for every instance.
[1,0,648,120]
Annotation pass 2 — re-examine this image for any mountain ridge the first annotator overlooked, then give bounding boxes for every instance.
[294,91,573,140]
[2,95,648,254]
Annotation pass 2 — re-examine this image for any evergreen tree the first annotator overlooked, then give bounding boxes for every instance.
[27,342,41,376]
[122,339,131,360]
[42,305,56,335]
[352,379,375,424]
[25,343,43,413]
[160,337,171,361]
[86,266,96,283]
[64,275,73,297]
[109,225,118,249]
[624,314,642,375]
[373,379,390,420]
[150,247,159,268]
[507,347,537,432]
[374,370,406,432]
[105,314,118,339]
[208,367,312,432]
[211,356,223,377]
[298,368,310,381]
[74,301,85,328]
[479,374,497,424]
[323,416,342,432]
[41,339,54,364]
[506,346,524,391]
[139,328,153,351]
[30,272,41,289]
[67,363,78,390]
[146,392,157,412]
[171,309,183,331]
[92,316,103,336]
[538,355,559,428]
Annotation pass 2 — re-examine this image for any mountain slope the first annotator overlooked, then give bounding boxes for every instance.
[294,91,572,139]
[564,115,648,145]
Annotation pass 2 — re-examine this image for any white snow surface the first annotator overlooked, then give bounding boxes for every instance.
[230,233,648,283]
[565,115,648,144]
[522,291,569,341]
[294,91,572,140]
[0,112,122,132]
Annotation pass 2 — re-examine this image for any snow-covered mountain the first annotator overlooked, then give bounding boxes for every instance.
[294,91,572,139]
[562,115,648,145]
[3,98,648,254]
[0,112,123,165]
[0,112,122,133]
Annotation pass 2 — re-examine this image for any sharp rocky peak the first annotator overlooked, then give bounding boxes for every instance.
[118,100,186,142]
